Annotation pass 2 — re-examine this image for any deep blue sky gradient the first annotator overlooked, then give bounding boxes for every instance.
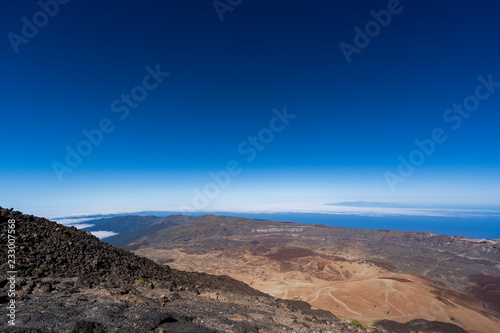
[1,0,499,217]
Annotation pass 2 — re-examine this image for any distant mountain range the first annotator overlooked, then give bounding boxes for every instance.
[55,203,500,240]
[91,214,500,263]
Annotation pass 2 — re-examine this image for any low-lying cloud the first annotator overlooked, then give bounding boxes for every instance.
[54,217,118,239]
[89,231,119,239]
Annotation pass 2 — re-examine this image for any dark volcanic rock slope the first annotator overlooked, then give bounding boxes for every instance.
[0,208,258,294]
[1,207,392,333]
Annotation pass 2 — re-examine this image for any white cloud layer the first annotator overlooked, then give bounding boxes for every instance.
[90,231,119,239]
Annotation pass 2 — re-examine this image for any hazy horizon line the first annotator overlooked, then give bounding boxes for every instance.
[45,201,500,221]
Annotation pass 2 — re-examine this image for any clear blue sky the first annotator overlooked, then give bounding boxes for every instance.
[1,0,499,217]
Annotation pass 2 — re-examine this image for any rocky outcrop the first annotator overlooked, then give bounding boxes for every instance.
[374,319,467,333]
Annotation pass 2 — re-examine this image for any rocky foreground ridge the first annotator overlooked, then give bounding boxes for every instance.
[0,207,467,332]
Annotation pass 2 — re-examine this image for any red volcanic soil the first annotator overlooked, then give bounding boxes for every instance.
[469,274,500,315]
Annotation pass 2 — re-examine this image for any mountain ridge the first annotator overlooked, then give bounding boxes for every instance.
[100,214,500,263]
